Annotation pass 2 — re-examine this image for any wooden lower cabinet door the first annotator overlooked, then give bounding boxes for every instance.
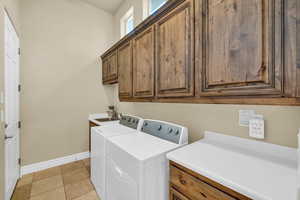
[196,0,284,97]
[133,26,155,98]
[155,0,194,97]
[118,41,133,98]
[89,122,98,152]
[170,188,190,200]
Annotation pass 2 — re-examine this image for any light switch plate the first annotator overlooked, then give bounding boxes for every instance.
[0,109,4,122]
[239,110,255,127]
[0,92,4,104]
[249,118,265,139]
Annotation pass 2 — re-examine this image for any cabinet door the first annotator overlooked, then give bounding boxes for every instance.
[102,58,109,82]
[196,0,283,96]
[133,26,155,98]
[156,0,194,97]
[107,51,118,82]
[118,41,133,98]
[102,51,118,84]
[170,188,190,200]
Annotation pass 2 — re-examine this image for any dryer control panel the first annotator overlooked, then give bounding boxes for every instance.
[119,115,141,130]
[141,120,188,145]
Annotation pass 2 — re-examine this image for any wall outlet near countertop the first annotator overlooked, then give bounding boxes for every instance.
[0,91,4,104]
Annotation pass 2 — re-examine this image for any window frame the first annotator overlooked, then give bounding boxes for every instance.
[120,6,134,38]
[143,0,167,19]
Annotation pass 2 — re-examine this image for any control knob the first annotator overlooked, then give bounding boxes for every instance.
[158,125,162,131]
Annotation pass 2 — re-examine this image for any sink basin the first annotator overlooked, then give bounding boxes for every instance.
[94,118,118,123]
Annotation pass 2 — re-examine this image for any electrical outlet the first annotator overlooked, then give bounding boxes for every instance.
[249,118,265,139]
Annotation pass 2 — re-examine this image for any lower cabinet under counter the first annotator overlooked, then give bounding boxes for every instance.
[169,161,252,200]
[89,121,98,152]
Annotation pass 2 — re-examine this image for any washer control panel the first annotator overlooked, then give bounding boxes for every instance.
[119,115,140,129]
[141,120,183,144]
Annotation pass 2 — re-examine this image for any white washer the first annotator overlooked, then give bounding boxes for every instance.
[105,120,188,200]
[91,114,144,200]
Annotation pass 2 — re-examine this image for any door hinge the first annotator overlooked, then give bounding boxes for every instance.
[4,123,8,129]
[18,121,21,129]
[18,158,21,165]
[18,84,21,92]
[18,48,21,55]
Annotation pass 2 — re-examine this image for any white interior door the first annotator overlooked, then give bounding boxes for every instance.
[4,11,20,200]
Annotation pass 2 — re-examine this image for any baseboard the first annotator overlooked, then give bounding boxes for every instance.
[20,151,90,176]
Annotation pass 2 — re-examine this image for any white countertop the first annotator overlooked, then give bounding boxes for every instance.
[88,113,119,126]
[167,131,299,200]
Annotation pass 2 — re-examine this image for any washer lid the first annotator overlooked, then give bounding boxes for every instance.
[93,124,138,138]
[108,133,180,161]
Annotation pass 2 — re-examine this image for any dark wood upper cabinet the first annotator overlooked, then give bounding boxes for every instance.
[100,0,300,106]
[102,58,109,83]
[118,41,133,98]
[102,51,118,84]
[196,0,284,96]
[155,0,194,98]
[133,26,155,98]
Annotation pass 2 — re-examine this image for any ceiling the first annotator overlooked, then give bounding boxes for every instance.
[83,0,124,13]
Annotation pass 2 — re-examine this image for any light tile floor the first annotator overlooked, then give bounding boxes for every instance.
[11,158,100,200]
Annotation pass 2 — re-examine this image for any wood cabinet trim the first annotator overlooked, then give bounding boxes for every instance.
[170,188,190,200]
[170,161,252,200]
[196,0,284,97]
[155,0,195,97]
[120,97,300,106]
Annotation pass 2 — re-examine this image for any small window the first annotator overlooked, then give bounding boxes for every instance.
[120,7,134,38]
[143,0,167,19]
[149,0,167,14]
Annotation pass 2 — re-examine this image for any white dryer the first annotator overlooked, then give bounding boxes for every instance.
[91,114,144,200]
[105,120,188,200]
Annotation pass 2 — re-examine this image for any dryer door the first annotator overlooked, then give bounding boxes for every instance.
[106,158,138,200]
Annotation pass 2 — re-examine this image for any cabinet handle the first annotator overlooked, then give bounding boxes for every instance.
[179,177,186,185]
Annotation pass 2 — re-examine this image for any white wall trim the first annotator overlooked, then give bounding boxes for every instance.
[20,151,90,176]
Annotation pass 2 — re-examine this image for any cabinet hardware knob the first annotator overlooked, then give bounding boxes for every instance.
[179,178,186,185]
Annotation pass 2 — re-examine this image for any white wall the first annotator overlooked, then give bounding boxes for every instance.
[20,0,116,165]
